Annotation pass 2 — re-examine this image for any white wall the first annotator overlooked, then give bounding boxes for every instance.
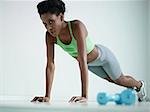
[0,0,149,101]
[0,2,3,100]
[148,0,150,98]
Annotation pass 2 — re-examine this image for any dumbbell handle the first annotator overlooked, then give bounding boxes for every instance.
[107,94,120,101]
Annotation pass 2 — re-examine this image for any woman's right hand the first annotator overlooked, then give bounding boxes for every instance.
[31,96,50,102]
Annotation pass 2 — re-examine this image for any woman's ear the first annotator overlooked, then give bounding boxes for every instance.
[59,13,64,21]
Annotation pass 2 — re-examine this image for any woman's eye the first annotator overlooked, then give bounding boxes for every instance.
[49,20,55,24]
[49,21,53,24]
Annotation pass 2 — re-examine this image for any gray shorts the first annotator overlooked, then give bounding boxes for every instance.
[88,44,122,80]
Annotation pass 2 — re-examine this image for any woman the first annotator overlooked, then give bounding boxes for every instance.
[31,0,146,103]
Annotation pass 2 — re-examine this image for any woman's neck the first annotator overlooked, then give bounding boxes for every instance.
[58,21,68,37]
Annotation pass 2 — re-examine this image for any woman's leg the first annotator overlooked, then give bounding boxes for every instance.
[104,73,147,101]
[88,44,146,101]
[104,74,142,90]
[88,65,142,90]
[96,45,140,90]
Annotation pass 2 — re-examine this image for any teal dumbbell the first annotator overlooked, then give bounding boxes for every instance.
[97,89,136,105]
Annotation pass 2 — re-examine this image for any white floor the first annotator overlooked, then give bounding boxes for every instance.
[0,100,150,112]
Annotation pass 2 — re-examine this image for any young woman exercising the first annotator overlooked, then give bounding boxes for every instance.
[31,0,146,103]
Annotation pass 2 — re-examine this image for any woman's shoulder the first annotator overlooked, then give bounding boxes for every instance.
[69,19,88,38]
[70,19,85,27]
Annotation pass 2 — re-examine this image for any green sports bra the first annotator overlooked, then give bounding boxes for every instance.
[56,21,95,57]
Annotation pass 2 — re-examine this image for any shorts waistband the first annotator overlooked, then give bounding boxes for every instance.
[87,44,105,66]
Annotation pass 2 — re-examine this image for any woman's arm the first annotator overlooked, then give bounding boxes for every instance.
[69,20,89,103]
[31,31,55,102]
[45,31,55,98]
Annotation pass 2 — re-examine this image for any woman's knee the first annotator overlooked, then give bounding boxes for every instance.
[104,74,128,84]
[113,74,126,84]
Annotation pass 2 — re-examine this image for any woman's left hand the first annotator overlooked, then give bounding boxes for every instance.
[68,96,87,103]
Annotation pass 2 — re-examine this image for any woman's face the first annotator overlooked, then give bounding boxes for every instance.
[40,12,63,37]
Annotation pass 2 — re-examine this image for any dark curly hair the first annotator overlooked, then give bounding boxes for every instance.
[37,0,66,16]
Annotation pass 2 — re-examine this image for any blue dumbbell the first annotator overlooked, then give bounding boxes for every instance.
[97,89,136,105]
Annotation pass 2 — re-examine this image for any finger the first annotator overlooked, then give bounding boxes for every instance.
[31,97,38,102]
[68,97,74,102]
[74,97,82,102]
[39,97,44,102]
[37,97,43,102]
[69,96,76,102]
[74,97,87,103]
[43,98,46,102]
[42,99,45,102]
[42,97,48,102]
[70,97,77,102]
[76,99,87,103]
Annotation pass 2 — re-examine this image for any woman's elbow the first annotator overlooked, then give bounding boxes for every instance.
[77,56,87,64]
[46,62,55,70]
